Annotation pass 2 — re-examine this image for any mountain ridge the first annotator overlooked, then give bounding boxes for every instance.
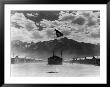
[11,37,100,59]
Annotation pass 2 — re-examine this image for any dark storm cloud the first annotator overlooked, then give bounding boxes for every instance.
[11,11,60,23]
[72,16,86,25]
[59,15,75,21]
[37,11,60,21]
[82,13,90,17]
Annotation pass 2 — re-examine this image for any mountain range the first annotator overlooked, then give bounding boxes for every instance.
[11,37,100,59]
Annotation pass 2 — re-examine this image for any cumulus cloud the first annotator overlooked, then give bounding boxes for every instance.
[68,31,100,44]
[90,33,100,38]
[27,13,38,17]
[87,17,97,27]
[61,29,71,36]
[60,10,99,27]
[86,27,100,38]
[11,10,100,44]
[31,31,44,39]
[59,11,75,21]
[27,13,35,17]
[11,13,43,42]
[52,20,60,26]
[45,28,55,38]
[58,10,100,43]
[11,27,33,42]
[40,19,53,28]
[77,10,100,27]
[11,12,38,31]
[11,27,53,43]
[24,20,38,31]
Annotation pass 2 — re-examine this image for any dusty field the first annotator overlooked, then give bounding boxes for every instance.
[11,62,100,77]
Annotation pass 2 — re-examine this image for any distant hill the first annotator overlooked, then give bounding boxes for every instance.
[11,37,100,59]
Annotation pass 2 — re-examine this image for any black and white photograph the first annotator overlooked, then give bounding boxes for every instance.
[10,10,100,77]
[4,4,106,84]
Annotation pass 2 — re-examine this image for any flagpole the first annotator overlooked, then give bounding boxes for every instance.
[54,29,56,73]
[53,29,55,56]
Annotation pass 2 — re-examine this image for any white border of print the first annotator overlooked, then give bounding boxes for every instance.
[5,4,107,84]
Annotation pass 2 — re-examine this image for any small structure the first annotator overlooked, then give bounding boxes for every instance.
[11,56,19,64]
[92,56,96,60]
[48,51,63,65]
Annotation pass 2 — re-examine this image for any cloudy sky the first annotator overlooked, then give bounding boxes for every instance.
[11,10,100,44]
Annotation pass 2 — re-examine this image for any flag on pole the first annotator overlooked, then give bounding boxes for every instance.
[54,29,63,37]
